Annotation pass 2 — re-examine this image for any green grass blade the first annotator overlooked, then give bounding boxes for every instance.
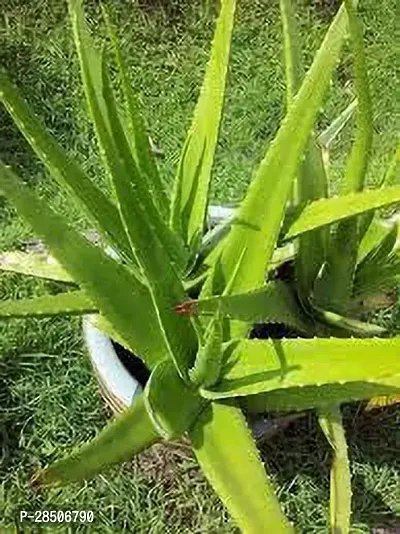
[0,163,168,367]
[0,251,72,282]
[189,401,293,533]
[201,337,400,399]
[242,381,400,414]
[0,70,133,262]
[170,0,237,247]
[33,395,159,486]
[101,5,169,221]
[317,100,358,150]
[144,360,205,439]
[0,291,95,318]
[318,0,373,311]
[318,406,351,534]
[202,3,351,311]
[176,282,314,334]
[284,185,400,239]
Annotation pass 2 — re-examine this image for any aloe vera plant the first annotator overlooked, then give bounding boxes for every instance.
[0,0,399,532]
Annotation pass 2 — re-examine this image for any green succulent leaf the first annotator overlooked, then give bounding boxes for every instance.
[68,0,187,274]
[177,282,314,334]
[357,218,397,263]
[284,185,400,240]
[318,406,351,534]
[171,0,237,247]
[189,401,293,533]
[317,0,373,312]
[102,4,169,222]
[0,70,133,263]
[242,381,400,414]
[0,291,95,318]
[33,395,159,486]
[0,163,168,367]
[311,305,386,337]
[280,0,329,299]
[144,359,206,440]
[201,3,352,325]
[201,337,400,399]
[0,251,72,282]
[189,307,224,388]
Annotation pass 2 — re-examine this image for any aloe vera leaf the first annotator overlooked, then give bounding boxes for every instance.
[189,307,224,388]
[33,395,159,486]
[170,0,237,247]
[311,305,386,337]
[200,337,400,399]
[144,359,206,439]
[318,406,352,534]
[284,185,400,239]
[280,0,329,297]
[68,0,187,273]
[99,55,199,380]
[101,4,169,221]
[0,251,72,282]
[242,381,400,414]
[176,282,314,334]
[0,163,168,367]
[0,291,95,318]
[0,70,133,263]
[317,0,373,312]
[201,4,351,314]
[189,401,293,533]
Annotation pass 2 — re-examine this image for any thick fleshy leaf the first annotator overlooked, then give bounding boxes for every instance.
[102,5,169,221]
[201,337,400,399]
[317,0,373,312]
[311,305,386,337]
[176,282,314,334]
[144,360,206,439]
[0,164,168,367]
[0,70,133,263]
[189,401,293,533]
[284,185,400,240]
[0,291,95,318]
[68,0,187,273]
[33,395,159,486]
[357,218,396,263]
[189,308,224,388]
[100,53,199,379]
[201,3,352,317]
[170,0,237,247]
[318,406,351,534]
[242,381,400,414]
[280,0,328,298]
[0,251,72,282]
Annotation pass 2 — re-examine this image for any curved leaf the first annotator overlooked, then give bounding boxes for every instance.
[201,338,400,399]
[0,70,133,263]
[201,3,353,339]
[171,0,237,247]
[0,164,168,367]
[189,401,293,533]
[177,282,314,334]
[0,291,95,318]
[33,395,159,486]
[318,100,358,150]
[0,251,72,282]
[284,185,400,239]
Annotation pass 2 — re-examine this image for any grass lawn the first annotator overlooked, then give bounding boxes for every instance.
[0,0,398,532]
